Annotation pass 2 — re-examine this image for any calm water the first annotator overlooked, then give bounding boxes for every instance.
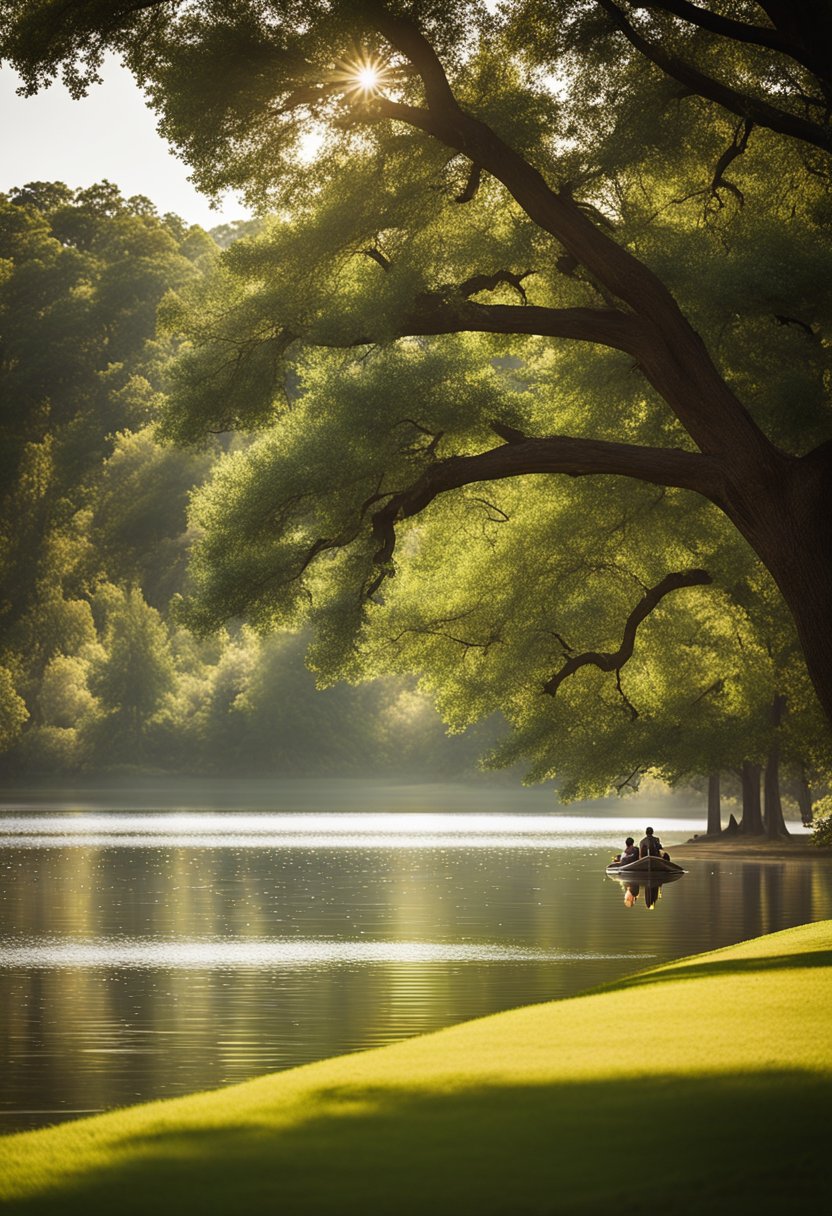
[1,787,828,1134]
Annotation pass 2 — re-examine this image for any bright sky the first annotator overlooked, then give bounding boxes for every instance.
[0,54,251,230]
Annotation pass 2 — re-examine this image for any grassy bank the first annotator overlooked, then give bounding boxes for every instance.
[2,922,831,1215]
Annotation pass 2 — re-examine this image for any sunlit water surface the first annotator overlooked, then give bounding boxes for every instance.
[1,793,827,1133]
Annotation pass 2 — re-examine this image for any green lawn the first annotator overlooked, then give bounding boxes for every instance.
[2,922,831,1214]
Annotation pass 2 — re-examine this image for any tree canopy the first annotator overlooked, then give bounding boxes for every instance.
[1,2,831,802]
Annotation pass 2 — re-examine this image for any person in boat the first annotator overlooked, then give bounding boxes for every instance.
[639,826,670,861]
[613,837,639,865]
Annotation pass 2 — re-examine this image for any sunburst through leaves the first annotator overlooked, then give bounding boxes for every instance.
[330,49,395,99]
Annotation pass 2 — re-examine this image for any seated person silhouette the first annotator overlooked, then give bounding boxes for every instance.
[639,826,670,861]
[613,837,639,865]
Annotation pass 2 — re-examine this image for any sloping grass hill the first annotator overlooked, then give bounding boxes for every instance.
[2,921,831,1215]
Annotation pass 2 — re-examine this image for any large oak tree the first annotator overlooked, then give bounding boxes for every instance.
[2,1,831,763]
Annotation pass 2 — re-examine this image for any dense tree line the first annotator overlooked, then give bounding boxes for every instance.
[0,185,490,777]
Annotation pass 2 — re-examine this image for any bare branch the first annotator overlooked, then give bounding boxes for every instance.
[329,298,648,358]
[491,421,528,444]
[373,8,463,113]
[469,495,510,522]
[541,569,713,696]
[690,677,725,704]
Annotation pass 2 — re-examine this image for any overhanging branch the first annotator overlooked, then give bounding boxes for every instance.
[370,437,723,570]
[633,1,832,88]
[401,298,646,354]
[328,295,647,357]
[597,0,832,153]
[542,569,713,696]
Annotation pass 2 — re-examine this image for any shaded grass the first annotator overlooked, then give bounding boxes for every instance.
[2,922,832,1215]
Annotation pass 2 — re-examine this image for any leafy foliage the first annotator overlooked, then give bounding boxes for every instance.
[2,0,831,808]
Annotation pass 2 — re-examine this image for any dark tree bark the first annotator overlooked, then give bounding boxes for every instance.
[707,771,721,836]
[764,694,790,838]
[597,0,832,148]
[796,762,815,827]
[741,760,764,835]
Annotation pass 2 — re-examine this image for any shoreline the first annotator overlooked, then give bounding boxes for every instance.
[2,921,830,1214]
[671,834,830,862]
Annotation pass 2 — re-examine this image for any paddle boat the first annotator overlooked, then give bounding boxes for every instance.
[605,854,686,878]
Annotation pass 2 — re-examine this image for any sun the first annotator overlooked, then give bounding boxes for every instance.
[330,50,393,99]
[355,65,379,93]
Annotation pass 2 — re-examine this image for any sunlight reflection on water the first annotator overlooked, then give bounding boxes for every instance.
[0,812,712,849]
[0,936,654,969]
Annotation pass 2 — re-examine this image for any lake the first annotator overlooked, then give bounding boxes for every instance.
[1,781,828,1134]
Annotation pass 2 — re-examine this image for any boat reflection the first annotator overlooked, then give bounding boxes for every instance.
[608,870,686,911]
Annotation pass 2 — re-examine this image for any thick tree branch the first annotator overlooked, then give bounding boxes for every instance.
[373,7,463,114]
[597,0,832,153]
[633,0,832,84]
[372,21,781,464]
[325,295,647,357]
[370,437,723,568]
[541,569,713,696]
[402,298,646,354]
[455,162,482,203]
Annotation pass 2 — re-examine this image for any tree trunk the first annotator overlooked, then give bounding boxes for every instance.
[764,749,789,838]
[726,456,832,729]
[707,771,721,836]
[764,694,789,839]
[740,761,764,834]
[797,762,815,827]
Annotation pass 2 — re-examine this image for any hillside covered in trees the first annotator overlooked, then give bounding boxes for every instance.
[0,184,493,779]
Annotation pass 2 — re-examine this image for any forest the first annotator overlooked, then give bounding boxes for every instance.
[1,0,831,836]
[0,184,494,780]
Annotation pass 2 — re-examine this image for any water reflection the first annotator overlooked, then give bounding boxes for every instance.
[0,809,827,1134]
[607,871,685,911]
[0,811,708,850]
[0,937,649,969]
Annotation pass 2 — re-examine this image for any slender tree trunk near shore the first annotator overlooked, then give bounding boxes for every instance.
[764,751,789,838]
[764,695,789,839]
[797,763,815,827]
[741,761,764,834]
[707,772,721,836]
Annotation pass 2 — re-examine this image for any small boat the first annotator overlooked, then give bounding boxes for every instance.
[605,855,686,877]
